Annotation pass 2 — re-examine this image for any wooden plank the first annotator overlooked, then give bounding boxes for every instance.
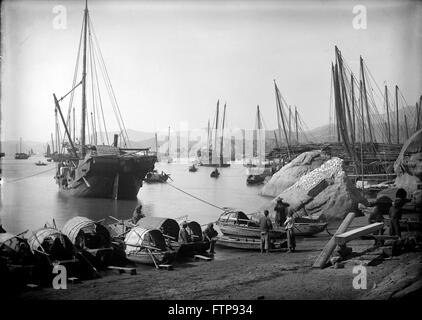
[108,266,137,275]
[335,222,384,245]
[313,212,356,269]
[68,277,81,284]
[194,254,212,261]
[158,264,173,270]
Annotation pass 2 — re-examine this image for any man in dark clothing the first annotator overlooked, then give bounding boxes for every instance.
[132,204,145,225]
[389,189,409,238]
[274,198,289,227]
[203,223,218,254]
[259,210,273,254]
[179,222,192,244]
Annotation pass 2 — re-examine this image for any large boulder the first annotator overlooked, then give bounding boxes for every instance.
[254,157,368,221]
[394,129,422,193]
[261,150,330,197]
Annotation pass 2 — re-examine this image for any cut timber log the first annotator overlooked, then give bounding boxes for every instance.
[312,212,356,269]
[335,222,384,246]
[108,266,137,275]
[158,264,173,270]
[194,254,212,261]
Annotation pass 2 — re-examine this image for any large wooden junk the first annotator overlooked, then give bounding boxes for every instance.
[53,1,156,199]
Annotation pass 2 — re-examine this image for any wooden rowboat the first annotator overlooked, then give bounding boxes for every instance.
[124,227,175,266]
[216,210,285,239]
[216,236,287,251]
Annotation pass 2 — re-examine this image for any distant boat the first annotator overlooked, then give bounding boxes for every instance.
[35,161,47,166]
[144,170,170,183]
[210,168,220,178]
[200,101,231,167]
[15,137,30,160]
[246,174,266,185]
[189,164,198,172]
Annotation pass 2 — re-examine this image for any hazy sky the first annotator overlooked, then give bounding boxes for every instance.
[2,0,421,142]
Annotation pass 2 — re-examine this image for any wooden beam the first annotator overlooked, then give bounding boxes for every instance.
[313,212,356,269]
[335,222,384,245]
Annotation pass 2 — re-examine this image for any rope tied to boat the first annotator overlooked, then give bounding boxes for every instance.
[5,167,57,184]
[165,181,226,211]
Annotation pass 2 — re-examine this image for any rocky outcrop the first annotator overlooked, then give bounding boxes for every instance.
[261,150,330,197]
[255,157,368,221]
[394,129,422,193]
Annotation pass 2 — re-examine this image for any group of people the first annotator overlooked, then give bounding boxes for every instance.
[369,188,410,239]
[259,197,296,254]
[179,221,218,254]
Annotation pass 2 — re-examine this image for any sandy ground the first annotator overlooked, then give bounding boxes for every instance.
[16,217,422,300]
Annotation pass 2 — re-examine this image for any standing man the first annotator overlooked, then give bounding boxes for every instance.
[284,211,296,253]
[274,198,289,227]
[259,210,273,254]
[203,223,218,254]
[179,222,192,244]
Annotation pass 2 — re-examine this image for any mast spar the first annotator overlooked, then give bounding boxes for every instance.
[80,0,88,157]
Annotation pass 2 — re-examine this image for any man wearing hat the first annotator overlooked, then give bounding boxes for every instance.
[274,198,289,227]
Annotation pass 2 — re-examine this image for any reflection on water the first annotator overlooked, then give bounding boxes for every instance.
[0,156,271,234]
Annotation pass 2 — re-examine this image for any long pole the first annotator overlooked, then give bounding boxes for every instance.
[214,100,219,164]
[385,85,391,144]
[360,56,373,143]
[395,85,399,144]
[80,0,88,157]
[274,80,291,158]
[351,74,356,142]
[404,114,409,140]
[359,80,365,143]
[73,107,76,142]
[51,133,55,153]
[288,105,292,143]
[220,103,226,166]
[54,94,77,157]
[295,106,298,145]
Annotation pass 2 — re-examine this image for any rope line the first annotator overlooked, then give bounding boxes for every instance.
[5,167,56,184]
[165,181,225,211]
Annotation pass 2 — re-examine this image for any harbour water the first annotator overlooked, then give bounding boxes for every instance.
[0,156,271,234]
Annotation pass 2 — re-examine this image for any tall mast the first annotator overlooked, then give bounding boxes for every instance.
[360,56,373,144]
[351,74,356,142]
[207,119,211,163]
[274,80,291,159]
[404,114,409,140]
[167,126,170,156]
[295,106,298,144]
[51,133,55,153]
[359,80,365,143]
[73,107,76,142]
[288,105,292,143]
[214,100,219,163]
[385,85,391,144]
[395,85,399,144]
[20,137,22,153]
[80,0,89,157]
[155,132,158,153]
[220,103,226,165]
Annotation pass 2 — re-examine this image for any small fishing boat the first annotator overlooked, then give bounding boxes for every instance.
[46,158,52,162]
[246,174,266,185]
[189,164,198,172]
[291,217,328,236]
[210,169,220,178]
[144,170,170,183]
[0,231,37,287]
[136,217,209,257]
[27,227,80,284]
[124,227,175,266]
[35,161,47,166]
[62,216,115,267]
[216,236,287,251]
[216,210,285,239]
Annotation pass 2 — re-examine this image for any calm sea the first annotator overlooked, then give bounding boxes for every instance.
[0,156,271,234]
